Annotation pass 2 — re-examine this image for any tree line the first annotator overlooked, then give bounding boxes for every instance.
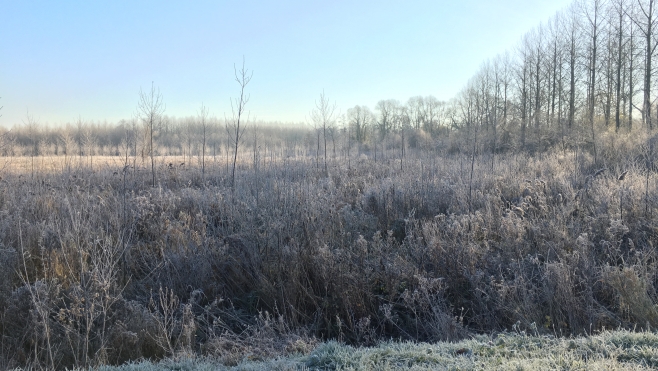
[332,0,658,163]
[3,0,658,172]
[448,0,658,156]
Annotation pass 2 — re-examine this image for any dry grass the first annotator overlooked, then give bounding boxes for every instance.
[0,155,243,173]
[10,329,657,370]
[0,130,657,369]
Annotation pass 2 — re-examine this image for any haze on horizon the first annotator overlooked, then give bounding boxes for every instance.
[1,0,574,127]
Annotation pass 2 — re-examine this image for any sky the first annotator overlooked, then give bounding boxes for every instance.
[0,0,575,128]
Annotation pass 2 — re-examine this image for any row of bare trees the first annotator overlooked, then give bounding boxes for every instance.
[335,0,658,164]
[133,60,251,188]
[303,0,658,175]
[343,96,452,145]
[451,0,658,159]
[304,92,455,174]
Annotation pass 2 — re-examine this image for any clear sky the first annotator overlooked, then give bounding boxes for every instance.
[0,0,574,127]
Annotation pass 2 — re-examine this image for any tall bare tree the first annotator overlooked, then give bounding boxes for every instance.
[407,96,426,130]
[137,82,166,187]
[565,4,582,130]
[611,0,628,132]
[347,105,373,147]
[82,123,96,170]
[60,125,76,172]
[375,100,398,138]
[627,7,638,131]
[198,103,209,183]
[226,58,252,190]
[423,96,443,135]
[628,0,658,130]
[530,26,545,139]
[311,91,337,174]
[546,14,564,130]
[395,105,411,170]
[581,0,604,163]
[375,99,400,159]
[517,34,533,148]
[498,52,513,138]
[23,111,39,178]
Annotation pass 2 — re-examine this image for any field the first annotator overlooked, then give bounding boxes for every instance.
[0,154,239,173]
[0,130,657,369]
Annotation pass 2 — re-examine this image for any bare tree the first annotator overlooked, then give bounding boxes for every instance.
[82,124,96,170]
[395,105,411,170]
[581,0,604,164]
[182,117,193,167]
[226,58,252,190]
[407,96,426,130]
[491,58,502,170]
[347,105,373,147]
[338,113,353,168]
[455,83,480,229]
[611,0,628,132]
[545,14,563,131]
[564,3,583,131]
[423,96,443,136]
[130,116,139,177]
[375,99,400,161]
[137,82,166,187]
[375,99,399,138]
[251,124,261,206]
[310,117,322,170]
[626,5,639,131]
[529,26,545,140]
[60,125,76,172]
[628,0,658,130]
[23,111,39,178]
[517,34,532,148]
[198,103,209,183]
[311,91,337,174]
[327,124,338,160]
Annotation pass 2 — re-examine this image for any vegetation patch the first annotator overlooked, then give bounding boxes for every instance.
[14,330,650,370]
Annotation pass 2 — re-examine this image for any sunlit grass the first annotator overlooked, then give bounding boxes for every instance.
[17,330,652,371]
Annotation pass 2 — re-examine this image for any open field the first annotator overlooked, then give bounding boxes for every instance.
[0,130,657,369]
[0,154,262,174]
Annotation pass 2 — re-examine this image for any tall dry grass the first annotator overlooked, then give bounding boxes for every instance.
[0,130,656,369]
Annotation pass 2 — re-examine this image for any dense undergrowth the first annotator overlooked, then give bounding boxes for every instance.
[0,131,657,369]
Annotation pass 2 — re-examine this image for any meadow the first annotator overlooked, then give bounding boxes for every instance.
[0,127,657,370]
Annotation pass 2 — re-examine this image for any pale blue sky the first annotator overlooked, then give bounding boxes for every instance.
[0,0,574,127]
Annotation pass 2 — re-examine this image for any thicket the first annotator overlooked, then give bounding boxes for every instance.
[0,123,656,369]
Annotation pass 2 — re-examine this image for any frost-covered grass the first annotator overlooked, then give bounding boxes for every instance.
[290,330,658,370]
[2,135,658,369]
[42,330,658,370]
